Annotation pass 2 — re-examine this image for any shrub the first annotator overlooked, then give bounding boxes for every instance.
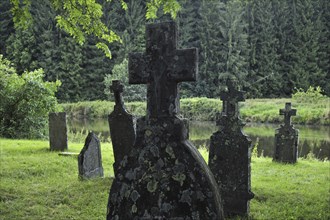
[292,86,327,103]
[0,55,60,138]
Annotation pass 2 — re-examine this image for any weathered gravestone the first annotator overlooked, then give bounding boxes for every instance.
[209,78,254,217]
[273,102,299,163]
[107,21,224,220]
[108,80,136,175]
[78,132,104,179]
[49,112,68,151]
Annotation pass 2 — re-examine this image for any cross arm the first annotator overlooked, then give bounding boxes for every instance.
[128,52,149,84]
[170,48,198,82]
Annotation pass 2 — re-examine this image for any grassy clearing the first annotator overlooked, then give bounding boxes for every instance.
[1,139,329,219]
[61,97,330,125]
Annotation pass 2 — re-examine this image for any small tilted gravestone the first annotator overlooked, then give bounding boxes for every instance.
[273,102,299,163]
[49,112,68,151]
[78,132,104,179]
[107,21,223,220]
[208,78,254,217]
[108,80,136,175]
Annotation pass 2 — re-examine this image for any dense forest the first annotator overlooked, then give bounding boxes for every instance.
[0,0,329,102]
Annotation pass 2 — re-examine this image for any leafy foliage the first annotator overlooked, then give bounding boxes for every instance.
[292,86,327,103]
[0,55,60,138]
[9,0,181,58]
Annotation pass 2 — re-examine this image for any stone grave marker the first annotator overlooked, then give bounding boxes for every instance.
[108,80,135,175]
[108,80,136,175]
[78,132,104,179]
[209,78,254,217]
[273,102,299,163]
[49,112,68,151]
[107,21,223,220]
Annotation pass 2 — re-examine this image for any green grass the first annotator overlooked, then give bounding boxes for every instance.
[60,97,330,125]
[1,139,329,219]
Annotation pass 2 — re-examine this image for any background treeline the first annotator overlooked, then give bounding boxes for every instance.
[0,0,329,102]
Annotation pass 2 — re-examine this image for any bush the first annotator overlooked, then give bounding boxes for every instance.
[292,86,327,103]
[0,55,60,138]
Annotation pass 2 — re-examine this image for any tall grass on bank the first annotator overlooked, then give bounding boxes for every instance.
[61,96,329,125]
[1,139,329,219]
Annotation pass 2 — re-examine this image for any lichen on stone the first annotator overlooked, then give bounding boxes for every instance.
[165,145,175,158]
[130,190,140,202]
[180,189,192,205]
[131,204,137,213]
[147,179,158,192]
[172,173,186,186]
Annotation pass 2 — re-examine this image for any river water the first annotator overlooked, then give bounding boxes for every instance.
[68,118,329,160]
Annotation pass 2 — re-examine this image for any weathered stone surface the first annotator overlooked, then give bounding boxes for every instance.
[108,80,136,175]
[49,112,68,151]
[78,132,104,179]
[273,103,299,163]
[209,78,254,217]
[107,21,223,220]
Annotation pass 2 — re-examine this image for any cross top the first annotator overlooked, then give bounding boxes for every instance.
[280,103,296,126]
[110,80,124,107]
[220,78,245,117]
[128,22,198,118]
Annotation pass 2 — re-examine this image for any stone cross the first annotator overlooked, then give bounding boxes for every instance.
[274,103,299,163]
[107,22,223,220]
[280,102,296,126]
[209,78,254,217]
[220,79,244,118]
[129,22,197,118]
[110,80,124,108]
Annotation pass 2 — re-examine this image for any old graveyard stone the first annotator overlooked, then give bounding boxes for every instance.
[49,112,68,151]
[209,78,254,217]
[107,21,224,220]
[78,132,104,179]
[273,103,299,163]
[108,80,136,175]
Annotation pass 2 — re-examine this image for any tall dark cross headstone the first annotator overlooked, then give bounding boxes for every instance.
[107,22,223,220]
[209,78,254,217]
[108,80,136,175]
[49,112,68,151]
[78,132,104,179]
[273,102,299,163]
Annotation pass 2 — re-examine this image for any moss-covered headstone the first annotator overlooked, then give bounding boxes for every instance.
[107,21,223,220]
[108,80,136,175]
[209,78,254,217]
[78,132,104,179]
[273,102,299,163]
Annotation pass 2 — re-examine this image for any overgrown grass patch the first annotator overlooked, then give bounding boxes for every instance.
[1,139,329,219]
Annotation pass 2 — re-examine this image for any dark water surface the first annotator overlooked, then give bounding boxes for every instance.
[68,118,329,160]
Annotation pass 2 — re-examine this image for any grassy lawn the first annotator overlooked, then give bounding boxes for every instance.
[0,139,329,219]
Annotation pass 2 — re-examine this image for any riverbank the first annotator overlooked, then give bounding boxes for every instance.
[61,97,330,125]
[0,138,329,219]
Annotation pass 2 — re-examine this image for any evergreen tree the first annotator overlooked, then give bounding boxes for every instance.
[80,37,111,101]
[6,27,38,74]
[315,0,330,95]
[177,0,203,97]
[198,0,250,98]
[0,0,15,55]
[247,0,281,98]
